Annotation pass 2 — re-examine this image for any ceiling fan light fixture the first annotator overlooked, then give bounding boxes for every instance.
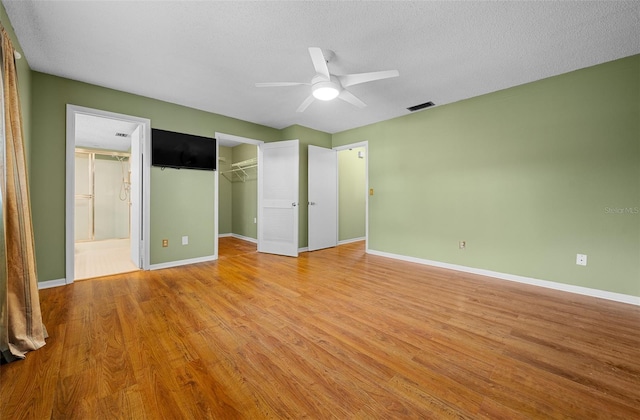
[257,47,399,111]
[312,81,340,101]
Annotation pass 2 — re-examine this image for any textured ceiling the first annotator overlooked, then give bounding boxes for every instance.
[4,1,640,134]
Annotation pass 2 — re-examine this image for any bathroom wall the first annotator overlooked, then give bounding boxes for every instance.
[74,151,130,242]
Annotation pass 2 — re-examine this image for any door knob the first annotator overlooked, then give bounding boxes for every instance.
[309,201,316,206]
[292,202,297,207]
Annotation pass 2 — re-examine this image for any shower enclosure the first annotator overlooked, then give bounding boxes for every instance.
[75,149,131,242]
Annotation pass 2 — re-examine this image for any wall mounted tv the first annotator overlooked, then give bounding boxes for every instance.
[151,128,216,171]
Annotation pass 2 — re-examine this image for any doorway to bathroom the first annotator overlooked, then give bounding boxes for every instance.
[74,149,136,279]
[66,105,151,282]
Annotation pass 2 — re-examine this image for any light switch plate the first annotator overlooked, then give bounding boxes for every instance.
[182,236,189,245]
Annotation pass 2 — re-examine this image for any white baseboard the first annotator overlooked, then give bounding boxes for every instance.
[150,255,217,270]
[367,249,640,307]
[38,278,67,290]
[231,233,257,244]
[218,233,232,238]
[338,237,365,245]
[298,247,308,253]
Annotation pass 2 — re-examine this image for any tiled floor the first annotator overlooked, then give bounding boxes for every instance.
[74,238,139,280]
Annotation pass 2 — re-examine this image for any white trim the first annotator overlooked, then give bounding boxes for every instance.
[218,233,257,243]
[231,233,257,244]
[38,278,66,290]
[298,247,309,253]
[216,132,264,146]
[66,105,151,284]
[333,141,368,151]
[214,139,219,260]
[150,255,216,270]
[367,249,640,306]
[338,237,365,245]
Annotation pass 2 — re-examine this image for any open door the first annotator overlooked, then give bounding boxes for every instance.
[258,139,299,257]
[129,125,141,267]
[308,145,337,251]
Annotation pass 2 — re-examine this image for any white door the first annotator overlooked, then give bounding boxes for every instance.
[308,145,337,251]
[258,139,299,257]
[129,125,141,267]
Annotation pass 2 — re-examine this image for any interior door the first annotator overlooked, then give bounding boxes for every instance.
[129,125,141,266]
[258,139,299,257]
[308,145,337,251]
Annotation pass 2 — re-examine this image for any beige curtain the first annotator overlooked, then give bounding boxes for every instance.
[0,26,46,363]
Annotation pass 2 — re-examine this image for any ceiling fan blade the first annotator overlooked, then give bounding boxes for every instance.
[296,95,315,112]
[337,70,399,88]
[308,47,330,81]
[338,90,366,108]
[255,82,309,87]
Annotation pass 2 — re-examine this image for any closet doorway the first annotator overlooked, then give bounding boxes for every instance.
[66,105,151,282]
[215,133,263,258]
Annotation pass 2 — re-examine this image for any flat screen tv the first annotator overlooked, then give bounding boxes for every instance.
[151,128,216,171]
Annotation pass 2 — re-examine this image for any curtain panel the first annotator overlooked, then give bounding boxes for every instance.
[0,26,46,363]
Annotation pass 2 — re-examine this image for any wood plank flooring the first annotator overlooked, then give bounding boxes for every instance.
[2,237,639,419]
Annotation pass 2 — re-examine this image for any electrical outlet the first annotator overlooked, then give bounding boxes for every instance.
[459,241,466,250]
[182,236,189,245]
[254,217,257,224]
[162,239,168,247]
[576,254,587,266]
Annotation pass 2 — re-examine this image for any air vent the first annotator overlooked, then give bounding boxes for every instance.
[407,101,435,112]
[115,132,129,137]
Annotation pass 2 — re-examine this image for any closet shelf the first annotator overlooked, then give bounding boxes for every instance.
[222,157,257,182]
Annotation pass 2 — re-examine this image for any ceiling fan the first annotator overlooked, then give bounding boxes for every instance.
[256,47,399,112]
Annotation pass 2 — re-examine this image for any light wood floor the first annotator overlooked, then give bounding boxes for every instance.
[218,235,257,259]
[75,239,139,280]
[2,238,639,418]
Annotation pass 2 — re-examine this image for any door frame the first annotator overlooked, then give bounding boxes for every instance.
[333,141,369,252]
[65,105,151,283]
[213,132,264,259]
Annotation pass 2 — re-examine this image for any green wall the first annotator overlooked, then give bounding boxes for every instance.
[280,125,332,249]
[338,147,366,241]
[30,72,281,279]
[150,167,215,263]
[333,55,640,297]
[218,146,233,235]
[231,144,258,239]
